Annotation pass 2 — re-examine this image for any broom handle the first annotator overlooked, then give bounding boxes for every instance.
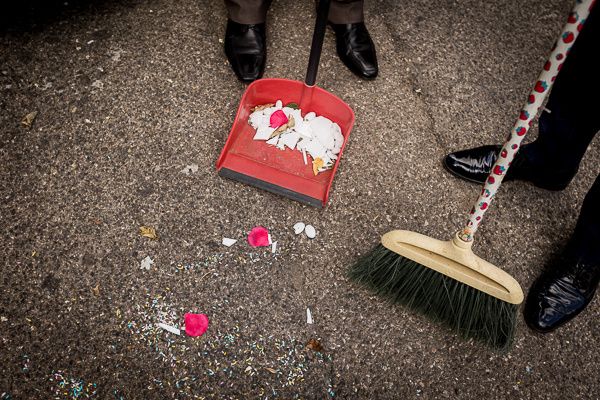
[305,0,331,86]
[458,0,595,243]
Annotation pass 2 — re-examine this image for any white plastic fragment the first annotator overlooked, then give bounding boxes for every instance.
[310,116,334,148]
[140,256,154,270]
[254,125,275,140]
[279,131,300,150]
[304,225,316,239]
[180,164,199,175]
[306,308,314,324]
[247,100,344,175]
[293,222,306,235]
[296,124,313,140]
[303,139,327,160]
[249,111,266,128]
[268,234,272,245]
[157,322,181,336]
[271,241,277,253]
[222,238,237,247]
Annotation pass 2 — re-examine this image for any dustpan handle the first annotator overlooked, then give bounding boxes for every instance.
[458,0,595,242]
[305,0,331,86]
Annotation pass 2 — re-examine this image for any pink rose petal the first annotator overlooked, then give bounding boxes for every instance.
[269,110,288,129]
[184,313,209,337]
[248,226,270,247]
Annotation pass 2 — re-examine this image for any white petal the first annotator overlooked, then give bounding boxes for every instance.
[304,225,316,239]
[293,222,305,234]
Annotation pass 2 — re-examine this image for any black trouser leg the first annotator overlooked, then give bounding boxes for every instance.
[568,174,600,263]
[328,0,364,24]
[530,4,600,172]
[224,0,270,24]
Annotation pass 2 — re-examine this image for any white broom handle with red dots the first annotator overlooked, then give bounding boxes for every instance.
[458,0,596,242]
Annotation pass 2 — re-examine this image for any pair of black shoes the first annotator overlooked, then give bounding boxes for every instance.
[444,145,599,333]
[224,19,378,83]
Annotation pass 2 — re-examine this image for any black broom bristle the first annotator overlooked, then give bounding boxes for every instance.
[348,244,517,351]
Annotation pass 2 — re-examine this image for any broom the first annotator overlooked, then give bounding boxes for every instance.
[348,0,594,350]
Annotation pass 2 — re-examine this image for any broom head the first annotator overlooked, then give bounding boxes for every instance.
[348,230,524,350]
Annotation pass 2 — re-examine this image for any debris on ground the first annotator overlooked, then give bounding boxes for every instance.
[184,313,209,337]
[91,79,103,89]
[247,226,270,247]
[91,284,100,297]
[49,371,98,399]
[293,222,317,238]
[180,164,199,175]
[293,222,305,235]
[271,241,277,253]
[157,322,181,336]
[306,308,314,324]
[139,226,158,240]
[120,294,333,393]
[222,237,237,247]
[306,338,323,352]
[21,111,38,129]
[140,256,154,270]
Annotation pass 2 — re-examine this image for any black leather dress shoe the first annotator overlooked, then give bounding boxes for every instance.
[443,144,577,191]
[330,22,378,79]
[224,19,266,83]
[523,256,600,333]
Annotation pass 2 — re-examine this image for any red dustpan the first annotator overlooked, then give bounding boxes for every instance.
[216,0,355,208]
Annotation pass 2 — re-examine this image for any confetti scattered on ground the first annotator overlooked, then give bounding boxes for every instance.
[49,371,98,399]
[22,354,30,373]
[120,294,333,396]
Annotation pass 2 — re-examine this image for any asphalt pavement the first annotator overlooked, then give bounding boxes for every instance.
[1,0,598,398]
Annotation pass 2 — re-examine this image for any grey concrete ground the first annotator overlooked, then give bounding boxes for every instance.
[1,0,599,398]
